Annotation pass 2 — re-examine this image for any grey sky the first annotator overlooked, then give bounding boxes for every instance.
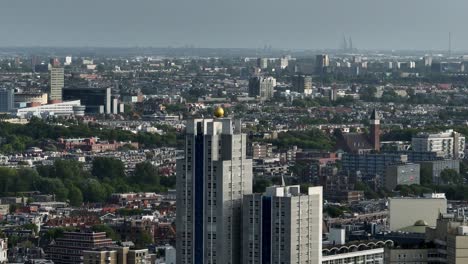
[0,0,466,50]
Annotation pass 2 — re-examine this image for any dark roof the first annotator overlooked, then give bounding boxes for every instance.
[336,133,373,153]
[370,109,379,120]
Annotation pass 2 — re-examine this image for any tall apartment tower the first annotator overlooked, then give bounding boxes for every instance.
[176,117,253,264]
[0,88,14,113]
[242,185,323,264]
[292,75,313,95]
[49,66,64,102]
[248,76,276,100]
[315,54,329,74]
[370,109,380,152]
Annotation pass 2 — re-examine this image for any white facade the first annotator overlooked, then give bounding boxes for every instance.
[249,76,277,100]
[389,196,447,231]
[412,129,465,159]
[242,186,323,264]
[322,248,384,264]
[0,238,7,264]
[49,67,64,101]
[16,100,82,118]
[65,56,72,65]
[176,118,253,264]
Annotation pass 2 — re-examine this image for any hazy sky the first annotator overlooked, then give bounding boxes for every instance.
[0,0,467,50]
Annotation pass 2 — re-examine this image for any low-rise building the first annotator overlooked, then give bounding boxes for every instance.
[388,194,447,231]
[385,163,420,190]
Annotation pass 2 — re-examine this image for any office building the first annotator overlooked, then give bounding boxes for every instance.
[341,153,408,177]
[292,75,313,95]
[420,160,460,185]
[14,92,48,105]
[412,129,465,159]
[248,76,276,100]
[65,56,72,66]
[385,248,429,264]
[242,185,323,264]
[46,231,113,264]
[49,66,64,102]
[0,88,14,113]
[388,194,447,231]
[385,163,420,190]
[280,56,289,69]
[176,116,253,264]
[257,58,268,69]
[63,87,111,113]
[316,54,329,74]
[15,100,82,118]
[322,241,391,264]
[83,247,151,264]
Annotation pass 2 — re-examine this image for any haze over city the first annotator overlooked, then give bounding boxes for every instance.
[4,1,468,264]
[1,0,468,50]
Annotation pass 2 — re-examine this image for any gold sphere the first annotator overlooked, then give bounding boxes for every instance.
[214,106,224,118]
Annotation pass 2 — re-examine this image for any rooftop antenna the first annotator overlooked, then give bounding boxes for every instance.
[281,175,286,187]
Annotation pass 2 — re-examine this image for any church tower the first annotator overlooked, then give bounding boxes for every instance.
[370,109,380,151]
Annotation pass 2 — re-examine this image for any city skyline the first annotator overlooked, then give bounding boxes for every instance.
[1,0,468,51]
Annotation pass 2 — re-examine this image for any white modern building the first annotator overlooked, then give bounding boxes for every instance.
[242,185,323,264]
[412,129,465,159]
[322,241,392,264]
[388,193,447,231]
[49,66,64,101]
[176,118,253,264]
[15,100,82,118]
[65,56,72,65]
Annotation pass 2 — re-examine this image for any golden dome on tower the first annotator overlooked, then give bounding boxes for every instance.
[214,106,224,118]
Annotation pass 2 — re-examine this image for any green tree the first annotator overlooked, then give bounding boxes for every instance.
[441,169,462,185]
[68,186,84,207]
[253,178,273,193]
[82,179,107,203]
[92,157,125,180]
[92,224,119,241]
[133,162,160,189]
[420,166,433,186]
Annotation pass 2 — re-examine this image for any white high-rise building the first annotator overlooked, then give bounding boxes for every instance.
[242,185,323,264]
[176,118,253,264]
[280,56,289,69]
[49,66,64,102]
[65,56,72,65]
[248,76,277,100]
[412,129,465,159]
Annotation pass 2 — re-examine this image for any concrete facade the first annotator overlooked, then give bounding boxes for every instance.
[0,88,14,113]
[385,163,420,190]
[388,195,447,231]
[412,130,465,159]
[49,67,64,101]
[176,118,253,264]
[242,185,322,264]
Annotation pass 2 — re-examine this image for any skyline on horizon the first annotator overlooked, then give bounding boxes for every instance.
[1,0,468,51]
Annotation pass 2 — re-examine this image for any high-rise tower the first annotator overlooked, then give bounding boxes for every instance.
[176,117,253,264]
[49,66,64,102]
[370,109,380,152]
[242,185,323,264]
